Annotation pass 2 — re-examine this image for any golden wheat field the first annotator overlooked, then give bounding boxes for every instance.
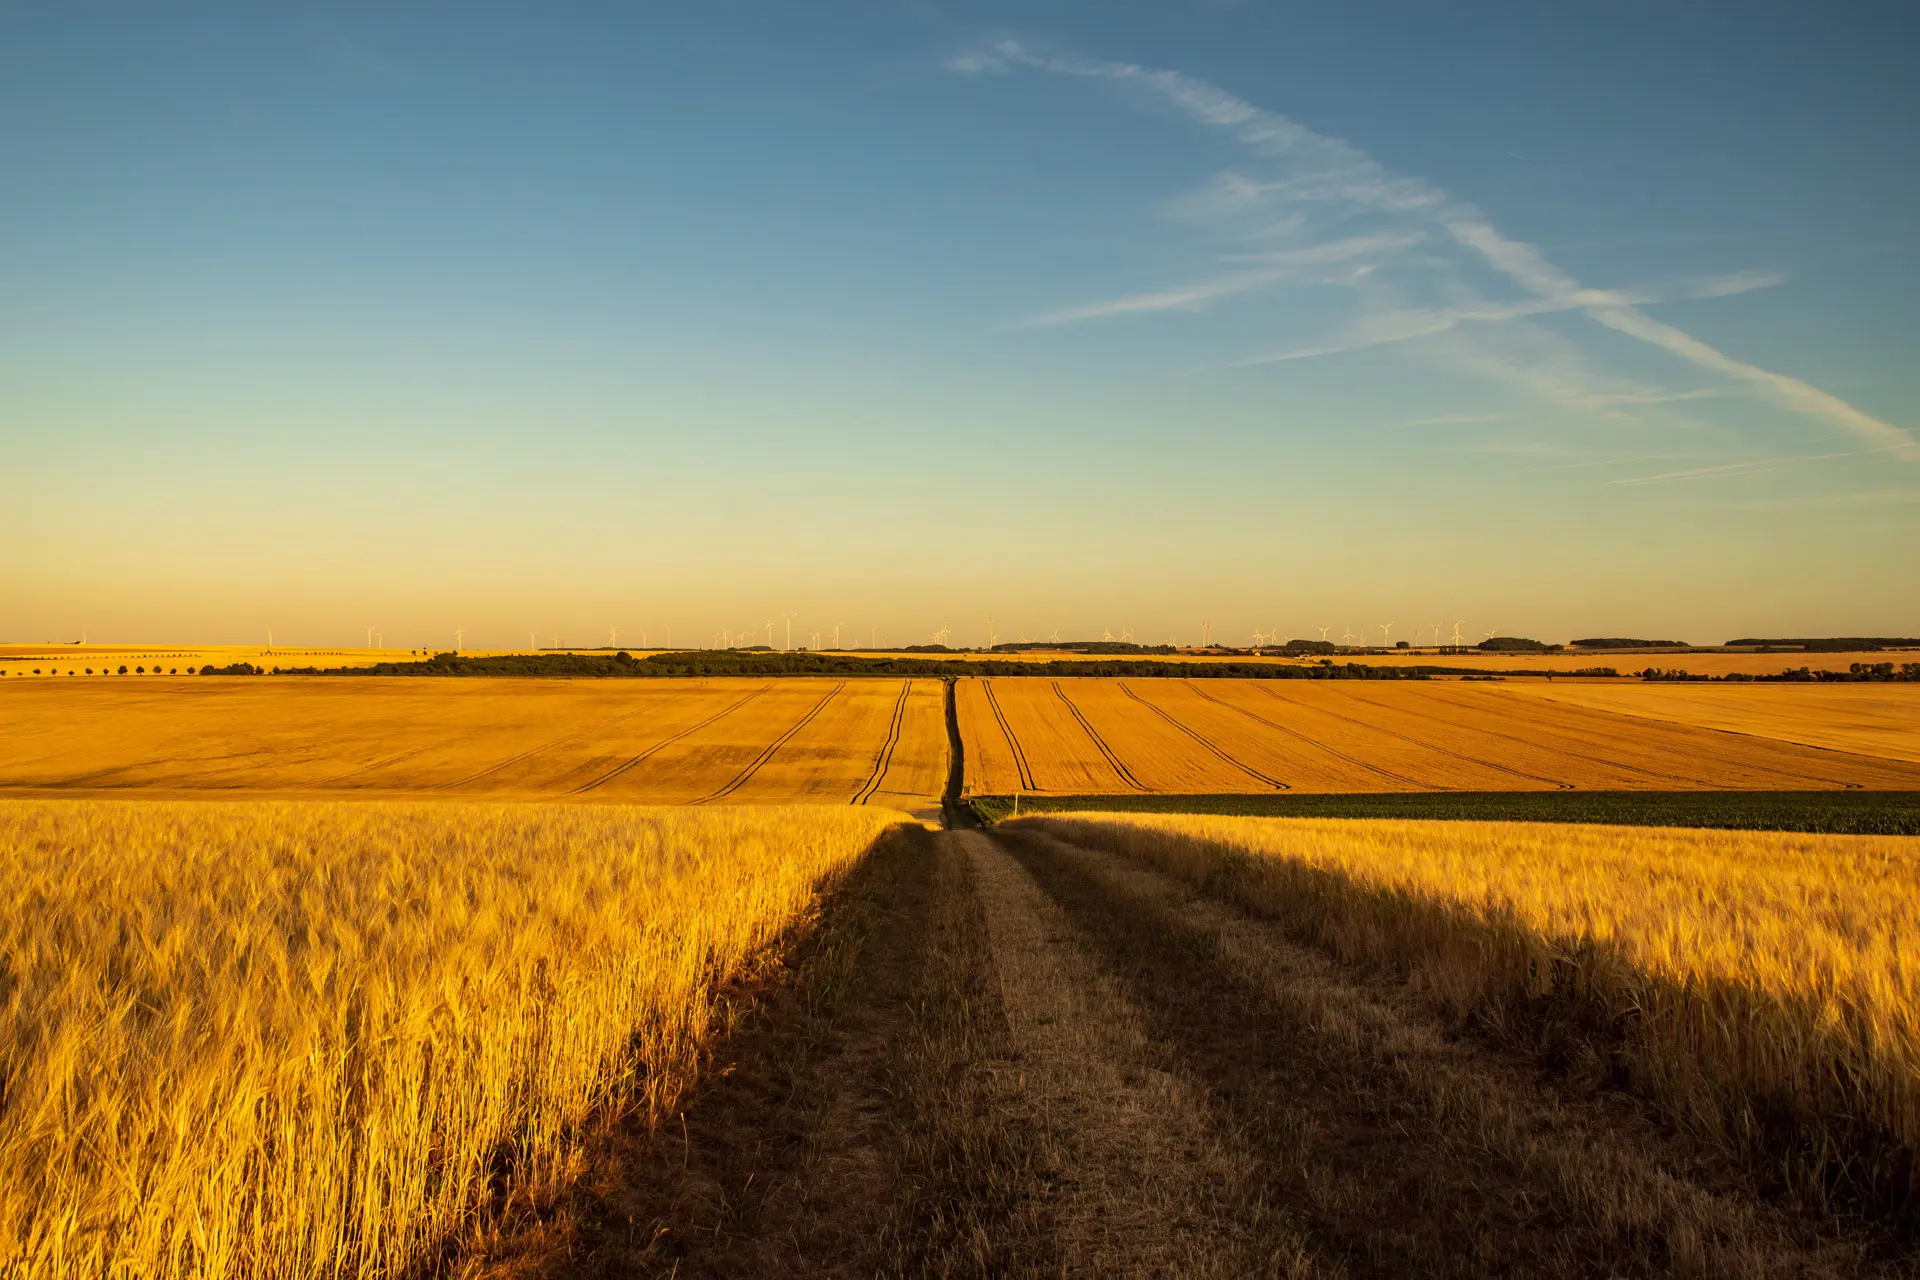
[0,799,905,1279]
[0,677,948,814]
[1314,648,1911,678]
[839,646,1898,677]
[0,644,430,675]
[1018,810,1920,1205]
[1493,681,1920,765]
[0,645,697,677]
[956,676,1920,794]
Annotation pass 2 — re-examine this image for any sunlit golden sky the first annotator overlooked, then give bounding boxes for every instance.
[5,6,1916,649]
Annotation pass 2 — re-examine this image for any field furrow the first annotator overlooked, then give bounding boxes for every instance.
[0,678,947,812]
[978,680,1131,793]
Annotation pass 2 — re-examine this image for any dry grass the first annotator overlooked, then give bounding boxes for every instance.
[1017,811,1920,1216]
[959,677,1920,795]
[0,798,904,1278]
[1495,682,1920,765]
[0,678,948,811]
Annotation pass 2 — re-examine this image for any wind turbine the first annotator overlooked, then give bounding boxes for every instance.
[665,625,671,648]
[529,632,537,651]
[454,627,464,652]
[1049,628,1061,644]
[1341,625,1357,645]
[763,619,776,647]
[1122,625,1135,643]
[608,624,617,648]
[365,626,375,649]
[833,621,843,650]
[1449,620,1465,646]
[1101,626,1114,642]
[868,625,876,649]
[375,630,382,649]
[1316,625,1332,643]
[1201,618,1214,647]
[1484,628,1499,642]
[780,612,796,651]
[1379,622,1394,647]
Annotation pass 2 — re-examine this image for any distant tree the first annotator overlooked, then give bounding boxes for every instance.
[1477,636,1550,652]
[1395,640,1411,649]
[135,666,145,674]
[117,665,128,675]
[85,668,93,675]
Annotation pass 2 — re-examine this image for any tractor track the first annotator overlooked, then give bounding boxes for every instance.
[314,744,443,788]
[1341,684,1734,791]
[1051,681,1149,793]
[1117,682,1290,790]
[568,686,772,796]
[695,682,846,805]
[851,680,912,805]
[429,698,672,792]
[1436,685,1871,792]
[1180,680,1431,789]
[1254,682,1577,790]
[980,679,1038,792]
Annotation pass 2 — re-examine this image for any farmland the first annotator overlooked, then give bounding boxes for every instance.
[7,671,1920,1276]
[1494,681,1920,764]
[0,799,906,1279]
[854,645,1900,678]
[1004,813,1920,1230]
[0,676,948,815]
[956,676,1920,794]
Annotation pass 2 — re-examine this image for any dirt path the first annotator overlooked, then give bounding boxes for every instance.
[472,823,1908,1278]
[994,825,1894,1278]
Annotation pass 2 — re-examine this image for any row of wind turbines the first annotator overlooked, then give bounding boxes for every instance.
[1246,621,1500,650]
[368,618,1502,656]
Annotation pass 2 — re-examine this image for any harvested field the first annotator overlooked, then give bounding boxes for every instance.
[1494,682,1920,765]
[0,677,948,812]
[0,798,907,1279]
[956,676,1920,794]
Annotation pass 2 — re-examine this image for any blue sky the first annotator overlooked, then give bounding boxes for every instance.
[4,2,1916,648]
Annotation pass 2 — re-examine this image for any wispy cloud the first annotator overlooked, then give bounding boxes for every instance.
[1022,231,1421,325]
[1235,271,1780,365]
[1399,412,1507,427]
[953,39,1916,456]
[1601,446,1900,487]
